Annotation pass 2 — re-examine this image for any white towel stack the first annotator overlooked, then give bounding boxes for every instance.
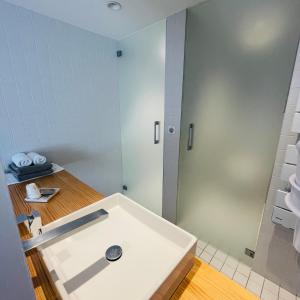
[11,152,47,167]
[27,152,47,165]
[11,153,32,167]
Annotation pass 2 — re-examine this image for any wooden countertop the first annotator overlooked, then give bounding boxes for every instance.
[8,171,258,300]
[9,170,104,300]
[9,170,103,225]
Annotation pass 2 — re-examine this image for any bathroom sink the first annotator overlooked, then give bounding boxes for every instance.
[39,193,197,300]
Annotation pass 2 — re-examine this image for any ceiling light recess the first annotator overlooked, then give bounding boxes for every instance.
[107,1,122,11]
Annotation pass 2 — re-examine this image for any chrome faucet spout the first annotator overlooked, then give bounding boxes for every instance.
[21,208,108,253]
[16,210,42,237]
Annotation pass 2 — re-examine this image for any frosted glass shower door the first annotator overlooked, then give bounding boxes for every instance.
[177,0,300,262]
[119,21,166,216]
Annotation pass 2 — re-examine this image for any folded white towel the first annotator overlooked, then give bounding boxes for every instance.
[27,152,47,165]
[12,153,32,167]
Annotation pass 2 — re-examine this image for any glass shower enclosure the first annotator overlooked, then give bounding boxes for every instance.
[177,0,300,263]
[118,21,166,216]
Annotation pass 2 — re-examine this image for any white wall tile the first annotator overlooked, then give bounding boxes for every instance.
[200,251,213,263]
[281,110,296,135]
[280,164,296,181]
[210,257,224,271]
[221,264,235,279]
[275,149,288,165]
[284,145,298,165]
[295,50,300,71]
[224,256,239,269]
[277,135,298,151]
[197,239,207,249]
[291,71,300,88]
[295,90,300,111]
[261,289,279,300]
[237,263,251,277]
[288,88,300,106]
[291,113,300,133]
[233,272,248,287]
[196,247,203,257]
[263,279,279,294]
[279,287,296,300]
[272,206,297,229]
[270,175,288,191]
[249,271,265,285]
[273,163,283,178]
[247,280,263,297]
[205,244,217,255]
[274,190,289,210]
[214,250,227,262]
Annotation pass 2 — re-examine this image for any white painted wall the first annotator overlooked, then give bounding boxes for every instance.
[0,2,122,196]
[0,162,35,300]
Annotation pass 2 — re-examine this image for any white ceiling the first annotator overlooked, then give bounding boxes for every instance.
[4,0,206,40]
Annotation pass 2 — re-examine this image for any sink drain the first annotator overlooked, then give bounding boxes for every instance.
[105,245,122,261]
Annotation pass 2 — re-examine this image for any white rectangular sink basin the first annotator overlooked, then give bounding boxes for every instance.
[39,193,197,300]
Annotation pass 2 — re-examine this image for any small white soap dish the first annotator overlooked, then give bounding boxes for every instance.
[25,188,60,203]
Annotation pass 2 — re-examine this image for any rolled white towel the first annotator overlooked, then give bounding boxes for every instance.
[27,152,47,165]
[12,153,32,167]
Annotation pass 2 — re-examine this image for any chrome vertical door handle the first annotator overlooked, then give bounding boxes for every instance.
[187,123,194,151]
[154,121,160,144]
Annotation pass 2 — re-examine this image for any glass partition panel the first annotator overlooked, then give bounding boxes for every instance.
[118,21,166,216]
[177,0,300,263]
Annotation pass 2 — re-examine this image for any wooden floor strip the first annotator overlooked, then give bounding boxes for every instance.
[171,258,259,300]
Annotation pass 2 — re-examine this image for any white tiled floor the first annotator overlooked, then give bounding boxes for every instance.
[233,271,248,287]
[196,240,298,300]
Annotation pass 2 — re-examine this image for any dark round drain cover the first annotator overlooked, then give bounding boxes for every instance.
[105,245,122,261]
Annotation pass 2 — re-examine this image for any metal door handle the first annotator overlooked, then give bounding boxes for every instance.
[187,123,194,151]
[154,121,160,144]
